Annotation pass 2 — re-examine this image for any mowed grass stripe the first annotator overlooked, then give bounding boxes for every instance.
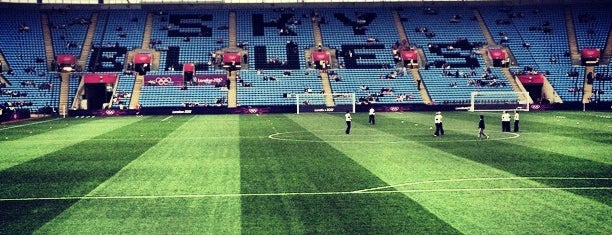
[36,116,242,234]
[396,112,612,205]
[240,114,460,234]
[0,116,187,235]
[291,113,611,234]
[0,117,141,171]
[0,118,66,140]
[390,112,612,232]
[449,111,612,164]
[499,111,610,144]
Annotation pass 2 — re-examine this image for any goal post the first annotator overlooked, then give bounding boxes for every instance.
[295,93,356,114]
[469,91,530,112]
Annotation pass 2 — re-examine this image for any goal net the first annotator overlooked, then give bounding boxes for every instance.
[295,93,355,114]
[469,91,530,112]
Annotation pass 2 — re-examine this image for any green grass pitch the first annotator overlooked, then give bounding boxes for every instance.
[0,111,610,234]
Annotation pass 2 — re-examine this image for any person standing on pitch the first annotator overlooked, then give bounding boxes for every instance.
[478,115,489,139]
[513,111,520,132]
[368,107,375,125]
[345,110,352,135]
[434,111,444,136]
[501,111,511,132]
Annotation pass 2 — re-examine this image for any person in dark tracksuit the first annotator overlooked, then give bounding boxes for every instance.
[478,115,489,139]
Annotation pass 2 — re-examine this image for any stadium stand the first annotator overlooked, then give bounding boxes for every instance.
[149,9,229,72]
[479,6,581,102]
[0,3,611,116]
[571,4,612,51]
[0,10,62,113]
[236,70,324,106]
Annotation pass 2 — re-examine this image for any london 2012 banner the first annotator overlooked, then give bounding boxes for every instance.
[144,74,227,86]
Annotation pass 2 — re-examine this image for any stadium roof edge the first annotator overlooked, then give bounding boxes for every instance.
[0,0,606,10]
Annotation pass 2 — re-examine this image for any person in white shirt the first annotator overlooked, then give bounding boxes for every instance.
[501,111,511,132]
[434,111,444,136]
[513,111,520,132]
[368,107,375,125]
[345,110,352,135]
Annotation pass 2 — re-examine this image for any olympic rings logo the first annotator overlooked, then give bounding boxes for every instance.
[155,77,173,86]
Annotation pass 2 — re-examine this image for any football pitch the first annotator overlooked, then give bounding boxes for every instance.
[0,111,610,234]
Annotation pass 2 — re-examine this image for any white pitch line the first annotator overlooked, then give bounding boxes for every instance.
[354,177,612,192]
[1,186,610,202]
[0,118,61,131]
[268,130,520,143]
[161,116,173,122]
[0,136,268,143]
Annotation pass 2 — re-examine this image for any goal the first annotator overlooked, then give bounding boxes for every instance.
[295,93,356,114]
[469,91,530,112]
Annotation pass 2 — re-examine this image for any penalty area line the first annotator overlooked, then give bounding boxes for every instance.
[161,116,173,122]
[0,118,61,131]
[1,186,610,202]
[355,177,612,192]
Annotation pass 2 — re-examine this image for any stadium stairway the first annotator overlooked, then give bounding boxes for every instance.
[0,50,9,72]
[71,77,85,110]
[502,68,533,104]
[312,14,323,48]
[392,10,426,68]
[228,11,237,48]
[542,74,564,104]
[475,9,530,105]
[129,75,144,109]
[41,13,54,70]
[318,71,335,107]
[77,12,98,69]
[564,7,582,66]
[310,13,334,107]
[392,10,427,68]
[473,9,497,46]
[392,10,408,44]
[58,72,70,116]
[582,66,595,103]
[227,70,237,108]
[141,12,154,49]
[602,28,612,65]
[0,74,9,86]
[225,11,238,108]
[410,68,432,104]
[126,49,161,71]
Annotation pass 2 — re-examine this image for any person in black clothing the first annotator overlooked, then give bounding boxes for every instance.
[478,115,489,139]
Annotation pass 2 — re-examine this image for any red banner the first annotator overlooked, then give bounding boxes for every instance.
[183,63,195,72]
[312,51,330,62]
[223,52,241,64]
[581,48,600,59]
[83,74,118,84]
[400,50,418,61]
[488,48,506,60]
[134,53,152,64]
[144,74,227,86]
[57,54,76,65]
[517,74,544,85]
